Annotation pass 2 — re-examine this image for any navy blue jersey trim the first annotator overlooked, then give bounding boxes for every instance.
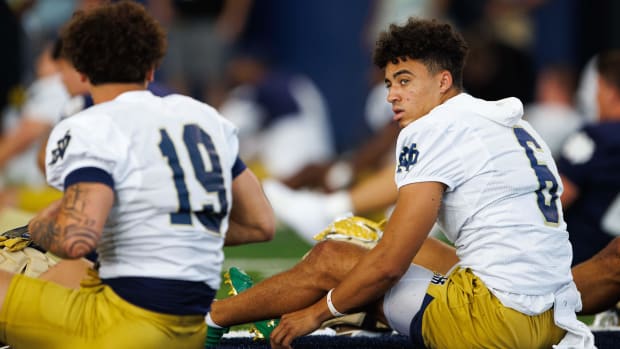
[64,167,114,189]
[409,293,434,348]
[232,156,247,178]
[102,277,216,315]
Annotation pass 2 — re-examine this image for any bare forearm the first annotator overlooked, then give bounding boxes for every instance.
[0,119,50,169]
[225,219,273,246]
[29,184,107,259]
[351,163,397,214]
[29,217,97,259]
[227,169,276,246]
[0,137,29,169]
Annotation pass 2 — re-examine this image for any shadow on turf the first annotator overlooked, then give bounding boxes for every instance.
[211,332,620,348]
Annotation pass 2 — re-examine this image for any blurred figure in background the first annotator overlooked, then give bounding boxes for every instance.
[281,67,397,193]
[0,1,25,131]
[524,65,583,158]
[154,0,253,106]
[260,68,398,243]
[0,43,68,216]
[558,50,620,266]
[219,47,334,182]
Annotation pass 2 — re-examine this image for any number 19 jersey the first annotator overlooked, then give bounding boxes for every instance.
[45,90,239,290]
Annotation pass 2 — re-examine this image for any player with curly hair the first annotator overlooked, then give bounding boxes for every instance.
[0,2,275,348]
[205,18,595,349]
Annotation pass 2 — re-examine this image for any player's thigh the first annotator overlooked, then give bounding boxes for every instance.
[381,264,434,336]
[0,274,206,348]
[0,270,14,315]
[0,273,84,347]
[421,268,565,349]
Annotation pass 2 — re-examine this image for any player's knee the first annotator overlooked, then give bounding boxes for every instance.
[598,237,620,260]
[305,241,342,265]
[610,237,620,256]
[301,240,359,286]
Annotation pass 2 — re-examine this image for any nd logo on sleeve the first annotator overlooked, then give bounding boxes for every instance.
[49,130,72,165]
[397,143,419,173]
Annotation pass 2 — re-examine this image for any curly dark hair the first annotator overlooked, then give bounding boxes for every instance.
[373,18,468,89]
[597,50,620,91]
[61,1,166,85]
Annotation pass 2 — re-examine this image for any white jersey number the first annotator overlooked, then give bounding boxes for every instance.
[159,124,228,233]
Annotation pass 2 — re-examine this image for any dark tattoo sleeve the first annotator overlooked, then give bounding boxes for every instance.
[29,184,101,259]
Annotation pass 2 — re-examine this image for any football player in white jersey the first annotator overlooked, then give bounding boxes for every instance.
[205,18,596,349]
[0,2,275,348]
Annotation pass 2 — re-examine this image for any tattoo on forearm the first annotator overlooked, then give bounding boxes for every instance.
[30,184,100,259]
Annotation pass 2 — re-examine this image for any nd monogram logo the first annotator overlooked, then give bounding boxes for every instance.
[49,130,71,165]
[397,143,419,173]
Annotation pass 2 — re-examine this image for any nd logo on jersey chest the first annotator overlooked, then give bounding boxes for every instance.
[397,143,419,173]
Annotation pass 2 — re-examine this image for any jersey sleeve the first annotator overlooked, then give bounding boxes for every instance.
[394,121,466,191]
[45,113,126,191]
[557,129,596,187]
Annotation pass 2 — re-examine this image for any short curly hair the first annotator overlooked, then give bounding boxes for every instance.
[373,18,468,89]
[61,1,166,85]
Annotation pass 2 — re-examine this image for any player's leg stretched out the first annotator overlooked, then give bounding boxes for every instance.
[205,216,458,346]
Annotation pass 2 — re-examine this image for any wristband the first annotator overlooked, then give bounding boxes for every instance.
[326,288,346,317]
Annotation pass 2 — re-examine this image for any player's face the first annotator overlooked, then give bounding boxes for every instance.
[384,59,444,128]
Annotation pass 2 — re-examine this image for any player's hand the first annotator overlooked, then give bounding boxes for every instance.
[269,306,324,349]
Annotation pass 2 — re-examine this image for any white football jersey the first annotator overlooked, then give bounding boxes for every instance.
[46,91,239,290]
[395,93,574,312]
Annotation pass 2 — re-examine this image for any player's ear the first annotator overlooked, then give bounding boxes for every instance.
[438,70,453,93]
[146,67,155,83]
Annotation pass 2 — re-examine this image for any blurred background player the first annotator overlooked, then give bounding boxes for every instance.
[152,0,253,107]
[219,47,334,181]
[558,50,620,266]
[0,42,68,228]
[524,64,584,159]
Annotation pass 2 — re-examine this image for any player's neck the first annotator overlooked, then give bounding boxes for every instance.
[89,82,148,104]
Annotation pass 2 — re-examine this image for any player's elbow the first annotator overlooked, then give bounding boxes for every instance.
[378,263,407,284]
[373,250,409,284]
[255,215,276,242]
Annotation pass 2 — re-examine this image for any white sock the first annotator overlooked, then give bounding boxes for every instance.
[205,313,225,328]
[325,191,353,220]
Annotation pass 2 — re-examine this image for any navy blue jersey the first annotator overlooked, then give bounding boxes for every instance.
[558,121,620,265]
[225,71,301,130]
